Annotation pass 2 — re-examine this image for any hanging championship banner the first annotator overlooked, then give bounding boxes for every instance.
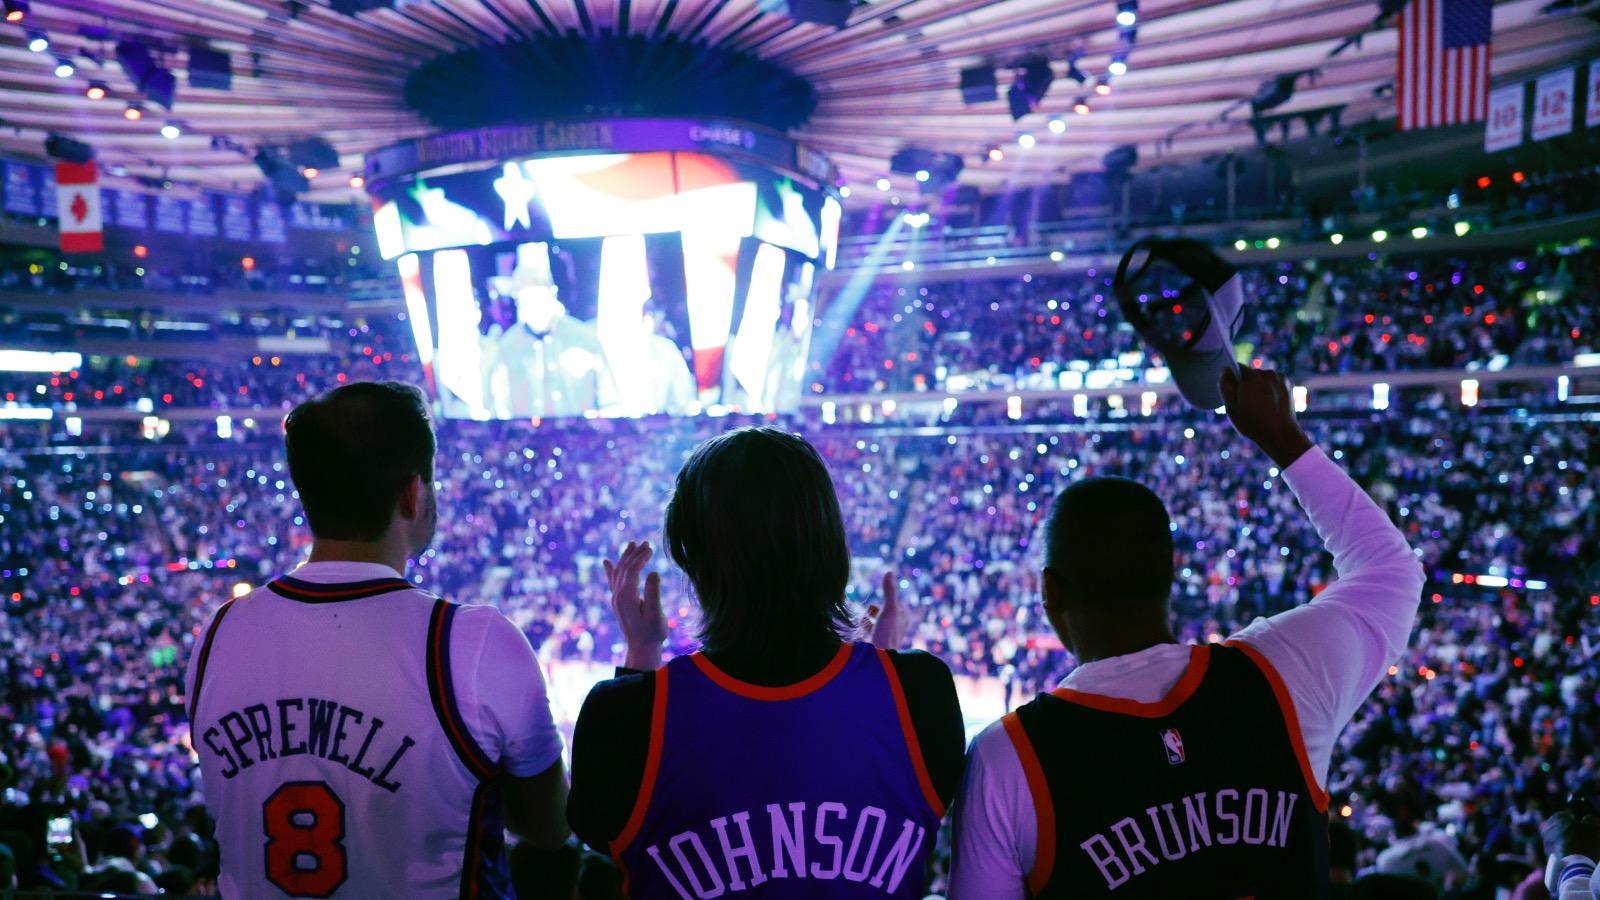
[1531,68,1574,141]
[1484,84,1524,152]
[55,161,103,253]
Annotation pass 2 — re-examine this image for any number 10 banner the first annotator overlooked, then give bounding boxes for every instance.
[1485,84,1524,152]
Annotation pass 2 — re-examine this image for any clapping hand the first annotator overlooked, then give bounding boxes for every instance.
[604,541,669,671]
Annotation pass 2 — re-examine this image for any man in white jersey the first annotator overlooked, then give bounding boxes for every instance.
[185,381,569,898]
[950,368,1426,898]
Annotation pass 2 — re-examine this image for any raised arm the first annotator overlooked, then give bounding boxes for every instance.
[1221,368,1426,786]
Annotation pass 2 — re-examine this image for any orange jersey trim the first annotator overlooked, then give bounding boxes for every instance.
[875,648,946,818]
[1223,640,1331,813]
[688,642,853,701]
[1049,644,1211,718]
[610,664,670,886]
[1003,712,1055,897]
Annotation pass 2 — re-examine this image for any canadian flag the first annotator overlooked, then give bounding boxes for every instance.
[56,161,103,253]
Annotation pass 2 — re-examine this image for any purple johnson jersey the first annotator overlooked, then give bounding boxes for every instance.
[612,642,944,900]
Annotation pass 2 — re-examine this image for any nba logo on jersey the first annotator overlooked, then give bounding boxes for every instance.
[1160,728,1185,764]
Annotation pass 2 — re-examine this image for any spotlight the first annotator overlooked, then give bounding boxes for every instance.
[1116,0,1138,25]
[1234,239,1247,250]
[26,30,47,52]
[85,82,108,100]
[1108,57,1128,76]
[876,177,891,191]
[1073,98,1091,115]
[1454,221,1470,236]
[1094,79,1112,96]
[1411,226,1428,239]
[1018,132,1036,149]
[1048,117,1066,134]
[302,167,319,179]
[123,103,145,120]
[838,184,850,198]
[1372,229,1388,242]
[914,169,929,182]
[987,146,1004,162]
[1330,233,1344,244]
[160,122,182,139]
[4,0,28,22]
[54,58,75,78]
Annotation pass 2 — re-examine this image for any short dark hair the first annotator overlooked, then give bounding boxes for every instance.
[1044,476,1174,604]
[664,427,852,654]
[285,381,435,542]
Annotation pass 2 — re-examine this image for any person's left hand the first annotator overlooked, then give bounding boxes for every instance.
[603,541,669,671]
[865,571,911,650]
[1542,810,1600,860]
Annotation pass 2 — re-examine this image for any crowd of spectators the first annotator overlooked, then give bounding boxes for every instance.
[0,254,396,299]
[0,404,1595,894]
[823,245,1595,394]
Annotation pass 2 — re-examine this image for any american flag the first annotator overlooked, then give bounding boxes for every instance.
[1397,0,1492,130]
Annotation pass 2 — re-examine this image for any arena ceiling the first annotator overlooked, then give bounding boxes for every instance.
[0,0,1595,203]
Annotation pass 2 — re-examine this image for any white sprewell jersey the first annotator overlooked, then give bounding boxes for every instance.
[185,561,561,899]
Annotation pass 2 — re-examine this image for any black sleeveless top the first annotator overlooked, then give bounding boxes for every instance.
[1002,642,1329,899]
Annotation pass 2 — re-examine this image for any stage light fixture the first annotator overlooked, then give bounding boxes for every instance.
[914,169,929,182]
[1019,58,1053,102]
[1094,78,1112,96]
[302,167,319,179]
[4,0,29,22]
[349,174,366,189]
[1108,56,1128,76]
[1073,98,1091,114]
[1116,0,1138,25]
[959,66,998,104]
[26,30,47,52]
[987,146,1004,162]
[1007,85,1031,120]
[1372,229,1388,242]
[116,39,177,111]
[1066,56,1088,85]
[160,122,182,139]
[1330,233,1344,244]
[187,44,232,90]
[288,137,340,171]
[1048,117,1066,134]
[54,57,75,78]
[838,184,850,198]
[45,134,94,164]
[85,82,108,100]
[876,177,891,191]
[1017,132,1036,149]
[123,103,144,120]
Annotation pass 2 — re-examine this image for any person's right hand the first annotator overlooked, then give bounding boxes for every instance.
[1542,810,1600,860]
[603,541,669,671]
[1220,367,1315,469]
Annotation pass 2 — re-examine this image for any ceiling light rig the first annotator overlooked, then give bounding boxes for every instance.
[1116,0,1138,26]
[26,29,47,52]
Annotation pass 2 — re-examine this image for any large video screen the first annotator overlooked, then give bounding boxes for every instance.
[375,152,836,420]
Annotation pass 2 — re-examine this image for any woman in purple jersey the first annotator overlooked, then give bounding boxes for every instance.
[567,426,965,899]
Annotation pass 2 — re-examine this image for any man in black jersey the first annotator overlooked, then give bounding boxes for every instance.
[952,368,1425,899]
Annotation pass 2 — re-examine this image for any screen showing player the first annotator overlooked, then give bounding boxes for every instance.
[377,151,827,419]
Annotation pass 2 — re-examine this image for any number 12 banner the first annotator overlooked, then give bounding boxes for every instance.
[1485,84,1524,152]
[1531,67,1575,141]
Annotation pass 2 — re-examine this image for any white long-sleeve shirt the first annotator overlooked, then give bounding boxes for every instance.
[950,446,1426,899]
